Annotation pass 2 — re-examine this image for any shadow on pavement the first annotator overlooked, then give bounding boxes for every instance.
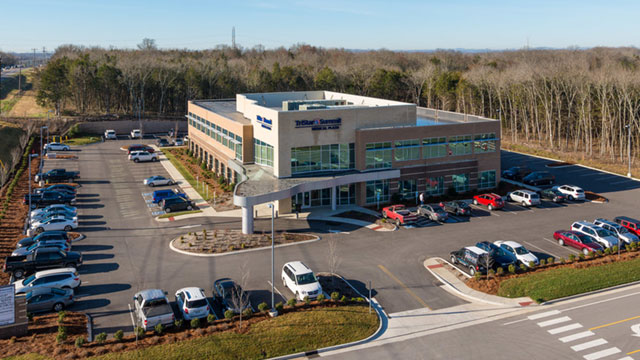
[76,283,132,297]
[82,253,115,261]
[78,263,119,274]
[71,244,114,252]
[70,298,111,311]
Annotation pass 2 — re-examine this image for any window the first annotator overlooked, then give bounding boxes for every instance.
[394,139,420,161]
[398,179,417,200]
[479,170,496,189]
[423,137,447,159]
[449,135,472,156]
[291,143,353,175]
[337,184,356,205]
[254,139,273,167]
[452,173,469,193]
[474,133,497,154]
[365,142,392,169]
[425,177,444,196]
[366,180,389,204]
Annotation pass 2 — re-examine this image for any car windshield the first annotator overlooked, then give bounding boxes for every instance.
[296,272,317,285]
[576,189,584,193]
[23,274,36,285]
[596,229,612,237]
[187,299,208,308]
[432,205,444,212]
[618,226,629,234]
[458,202,469,208]
[514,246,530,255]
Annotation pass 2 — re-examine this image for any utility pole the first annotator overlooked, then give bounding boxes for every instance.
[18,67,21,93]
[32,48,37,67]
[627,124,632,178]
[42,47,46,66]
[232,26,236,49]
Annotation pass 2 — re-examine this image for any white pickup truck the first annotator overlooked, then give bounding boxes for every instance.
[130,129,142,139]
[133,289,175,331]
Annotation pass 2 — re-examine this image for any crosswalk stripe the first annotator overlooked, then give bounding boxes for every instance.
[616,357,634,360]
[528,310,561,320]
[559,331,595,343]
[571,339,608,351]
[537,316,572,327]
[548,323,583,335]
[583,347,621,360]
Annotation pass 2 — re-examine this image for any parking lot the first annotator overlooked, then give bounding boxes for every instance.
[37,142,640,333]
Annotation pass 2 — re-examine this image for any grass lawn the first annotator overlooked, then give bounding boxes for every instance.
[158,209,202,218]
[63,136,102,146]
[95,306,378,360]
[5,355,48,360]
[497,256,640,303]
[163,150,210,201]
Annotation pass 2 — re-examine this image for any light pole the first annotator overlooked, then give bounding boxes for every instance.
[27,153,38,228]
[40,126,47,172]
[626,124,632,178]
[47,110,53,144]
[267,203,277,316]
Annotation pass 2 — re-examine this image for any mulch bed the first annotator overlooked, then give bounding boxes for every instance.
[546,161,574,167]
[46,154,78,160]
[317,273,361,299]
[172,229,316,254]
[585,191,608,203]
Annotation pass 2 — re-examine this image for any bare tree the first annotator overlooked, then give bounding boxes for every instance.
[327,236,342,287]
[229,262,251,331]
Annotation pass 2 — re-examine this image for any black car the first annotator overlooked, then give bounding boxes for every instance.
[156,138,172,147]
[17,231,71,249]
[160,197,194,213]
[441,201,472,216]
[475,241,518,270]
[35,184,77,196]
[213,278,251,313]
[127,144,155,154]
[501,166,532,181]
[3,248,83,279]
[522,171,555,186]
[23,191,76,208]
[539,188,565,203]
[449,246,490,276]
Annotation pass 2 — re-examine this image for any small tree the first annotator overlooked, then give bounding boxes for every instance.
[478,253,494,280]
[75,336,85,348]
[331,291,340,301]
[327,236,342,287]
[190,318,200,329]
[154,323,164,335]
[114,330,124,342]
[229,263,251,330]
[95,332,107,344]
[57,311,67,324]
[287,298,297,307]
[508,264,516,274]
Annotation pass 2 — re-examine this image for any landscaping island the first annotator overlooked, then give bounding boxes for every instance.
[171,229,318,254]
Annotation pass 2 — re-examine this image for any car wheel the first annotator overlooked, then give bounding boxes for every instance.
[395,219,400,226]
[558,239,564,246]
[165,207,171,213]
[36,227,44,234]
[150,183,155,187]
[488,204,493,211]
[473,199,478,205]
[521,201,527,207]
[134,158,139,163]
[62,286,71,290]
[568,195,574,201]
[64,225,72,231]
[468,267,475,276]
[282,277,287,288]
[187,205,193,211]
[13,269,24,279]
[53,302,65,312]
[152,157,157,162]
[583,248,589,256]
[450,255,456,264]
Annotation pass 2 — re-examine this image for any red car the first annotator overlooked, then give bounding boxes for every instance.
[382,205,418,226]
[472,193,504,211]
[553,230,604,255]
[614,216,640,237]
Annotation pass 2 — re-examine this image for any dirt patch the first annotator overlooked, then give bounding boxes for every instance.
[8,89,49,117]
[46,154,78,160]
[335,211,379,223]
[373,219,396,230]
[546,161,574,167]
[585,191,608,203]
[172,229,317,254]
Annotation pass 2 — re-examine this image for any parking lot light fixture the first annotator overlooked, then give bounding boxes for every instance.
[27,153,39,229]
[626,124,632,178]
[268,203,277,317]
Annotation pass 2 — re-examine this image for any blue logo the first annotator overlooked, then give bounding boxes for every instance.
[256,115,272,130]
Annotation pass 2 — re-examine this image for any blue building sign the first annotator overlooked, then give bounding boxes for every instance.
[256,115,272,130]
[295,118,341,131]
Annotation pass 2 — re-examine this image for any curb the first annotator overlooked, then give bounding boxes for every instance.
[539,279,640,306]
[169,234,321,257]
[71,233,86,243]
[155,210,204,222]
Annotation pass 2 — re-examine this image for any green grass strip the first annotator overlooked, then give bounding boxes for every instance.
[163,150,210,201]
[158,210,202,219]
[62,136,101,146]
[497,256,640,303]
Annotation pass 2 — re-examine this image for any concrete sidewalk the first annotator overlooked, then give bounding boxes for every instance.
[307,206,396,232]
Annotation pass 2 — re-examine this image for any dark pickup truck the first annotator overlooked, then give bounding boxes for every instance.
[3,247,83,279]
[23,191,76,209]
[34,169,80,183]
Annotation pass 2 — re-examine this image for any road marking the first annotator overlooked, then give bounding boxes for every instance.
[377,264,431,310]
[617,357,634,360]
[583,347,621,360]
[537,316,572,327]
[548,323,583,334]
[571,338,607,351]
[611,180,632,185]
[589,315,640,331]
[267,281,286,300]
[568,291,640,312]
[528,310,561,320]
[542,237,580,255]
[179,224,201,229]
[502,318,528,326]
[559,331,595,343]
[523,241,562,259]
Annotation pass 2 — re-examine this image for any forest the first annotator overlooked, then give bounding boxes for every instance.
[33,41,640,162]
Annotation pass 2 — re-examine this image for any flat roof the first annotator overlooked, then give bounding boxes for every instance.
[192,100,251,125]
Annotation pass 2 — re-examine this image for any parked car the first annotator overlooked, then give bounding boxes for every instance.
[539,188,565,203]
[494,240,539,267]
[130,129,142,139]
[522,171,555,186]
[144,175,175,187]
[472,193,504,211]
[152,189,187,203]
[417,204,449,222]
[614,216,640,237]
[3,248,83,279]
[449,246,490,276]
[571,221,619,249]
[34,169,79,183]
[43,142,70,152]
[23,191,76,208]
[34,184,77,196]
[13,268,80,294]
[175,287,210,320]
[593,218,639,245]
[174,138,184,146]
[12,241,70,257]
[282,261,323,301]
[213,278,251,313]
[26,287,74,313]
[133,289,175,331]
[501,166,532,181]
[104,129,117,140]
[30,216,78,234]
[30,208,77,223]
[441,201,472,216]
[160,197,195,213]
[508,190,541,207]
[555,185,585,201]
[127,144,155,154]
[129,151,158,163]
[156,138,171,147]
[475,241,518,270]
[553,230,604,255]
[381,205,418,225]
[16,231,71,249]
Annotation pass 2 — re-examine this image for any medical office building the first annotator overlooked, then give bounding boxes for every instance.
[187,91,501,234]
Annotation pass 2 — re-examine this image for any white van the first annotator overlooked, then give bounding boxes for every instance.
[282,261,323,301]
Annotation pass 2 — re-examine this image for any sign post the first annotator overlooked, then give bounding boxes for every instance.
[376,192,381,210]
[0,285,15,327]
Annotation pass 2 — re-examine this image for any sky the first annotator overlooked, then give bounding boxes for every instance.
[1,0,639,53]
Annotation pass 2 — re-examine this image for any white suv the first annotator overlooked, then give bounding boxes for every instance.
[571,221,619,249]
[130,129,142,139]
[13,268,80,294]
[593,218,639,245]
[282,261,323,301]
[104,129,117,140]
[555,185,585,201]
[175,287,210,320]
[129,151,158,163]
[508,190,541,207]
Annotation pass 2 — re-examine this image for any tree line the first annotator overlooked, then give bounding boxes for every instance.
[34,43,640,161]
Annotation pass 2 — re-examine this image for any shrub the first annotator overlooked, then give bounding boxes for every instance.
[224,310,234,320]
[604,248,611,255]
[190,318,200,329]
[275,302,284,313]
[625,244,631,252]
[57,311,67,324]
[528,261,536,268]
[547,257,555,265]
[242,308,252,318]
[474,271,482,279]
[331,291,340,301]
[569,254,576,262]
[95,332,107,344]
[340,295,347,302]
[287,298,297,307]
[304,296,310,304]
[508,264,516,274]
[519,263,527,272]
[632,242,638,251]
[487,269,495,278]
[496,267,504,276]
[317,293,326,302]
[135,326,145,338]
[154,323,164,335]
[58,325,67,336]
[75,336,85,348]
[258,302,269,312]
[612,245,619,254]
[114,330,124,342]
[56,333,66,344]
[207,314,216,324]
[539,259,545,266]
[174,319,184,328]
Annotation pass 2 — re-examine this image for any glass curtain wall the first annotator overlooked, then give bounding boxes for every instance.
[254,139,274,167]
[291,143,354,175]
[365,142,392,169]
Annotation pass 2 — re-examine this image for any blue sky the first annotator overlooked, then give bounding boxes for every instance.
[1,0,638,52]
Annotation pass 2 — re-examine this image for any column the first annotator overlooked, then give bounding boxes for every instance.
[331,186,337,211]
[242,205,254,234]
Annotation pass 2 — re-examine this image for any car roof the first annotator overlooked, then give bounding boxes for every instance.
[464,246,488,255]
[284,261,313,274]
[496,240,523,248]
[573,220,596,227]
[595,218,617,226]
[615,216,640,223]
[136,288,166,299]
[179,287,206,300]
[515,189,537,195]
[33,267,76,278]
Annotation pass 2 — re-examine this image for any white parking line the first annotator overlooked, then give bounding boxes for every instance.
[570,338,607,351]
[583,347,620,360]
[528,310,561,320]
[542,237,580,255]
[523,241,562,259]
[548,323,583,335]
[267,281,286,301]
[537,316,572,327]
[559,331,595,343]
[610,179,633,185]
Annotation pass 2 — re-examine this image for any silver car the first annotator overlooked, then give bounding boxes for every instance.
[13,268,81,294]
[594,218,639,245]
[12,241,70,257]
[26,287,74,313]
